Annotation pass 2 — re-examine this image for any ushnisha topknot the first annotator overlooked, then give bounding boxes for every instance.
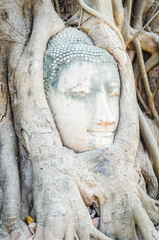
[44,27,117,91]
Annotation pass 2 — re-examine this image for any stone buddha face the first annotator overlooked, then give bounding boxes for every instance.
[47,60,120,152]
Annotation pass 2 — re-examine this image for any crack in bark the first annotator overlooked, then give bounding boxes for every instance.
[146,0,159,22]
[0,83,8,122]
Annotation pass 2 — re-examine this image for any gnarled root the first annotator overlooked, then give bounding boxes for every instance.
[135,142,158,199]
[31,156,112,240]
[69,147,159,240]
[0,53,31,239]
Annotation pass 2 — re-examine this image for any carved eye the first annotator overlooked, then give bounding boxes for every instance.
[108,82,120,97]
[70,85,91,97]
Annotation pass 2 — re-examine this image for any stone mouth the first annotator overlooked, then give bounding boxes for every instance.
[87,129,115,134]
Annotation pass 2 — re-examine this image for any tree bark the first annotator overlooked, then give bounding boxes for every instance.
[0,0,159,239]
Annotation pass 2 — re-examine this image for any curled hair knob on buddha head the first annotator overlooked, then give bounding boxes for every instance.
[44,28,117,92]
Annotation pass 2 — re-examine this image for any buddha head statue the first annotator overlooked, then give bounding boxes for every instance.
[44,28,120,152]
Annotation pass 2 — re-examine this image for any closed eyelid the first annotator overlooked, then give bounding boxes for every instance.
[106,81,120,96]
[70,84,91,94]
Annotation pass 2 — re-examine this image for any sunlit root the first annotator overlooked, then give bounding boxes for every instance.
[133,196,159,240]
[111,0,124,31]
[98,180,159,240]
[134,38,159,123]
[0,42,30,239]
[68,144,159,240]
[135,53,159,121]
[135,143,158,199]
[126,10,159,47]
[138,106,159,179]
[139,30,159,54]
[121,0,132,42]
[137,186,159,225]
[31,162,112,240]
[78,0,125,46]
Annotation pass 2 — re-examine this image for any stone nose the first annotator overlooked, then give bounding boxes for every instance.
[95,90,116,126]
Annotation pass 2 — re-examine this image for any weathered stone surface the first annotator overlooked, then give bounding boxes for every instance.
[44,27,120,152]
[44,27,116,91]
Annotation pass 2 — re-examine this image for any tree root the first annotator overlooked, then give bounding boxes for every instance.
[0,39,30,239]
[65,143,159,240]
[137,89,152,116]
[137,186,159,225]
[139,30,159,54]
[2,1,159,240]
[126,10,159,46]
[133,196,159,240]
[54,0,61,16]
[133,38,159,124]
[138,53,159,93]
[121,0,132,42]
[20,153,33,219]
[132,0,155,29]
[31,160,112,240]
[138,106,159,179]
[135,143,158,199]
[78,0,125,46]
[0,224,31,240]
[111,0,124,31]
